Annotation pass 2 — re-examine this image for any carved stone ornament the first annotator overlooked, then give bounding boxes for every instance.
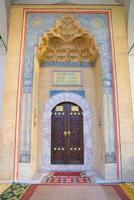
[36,15,99,64]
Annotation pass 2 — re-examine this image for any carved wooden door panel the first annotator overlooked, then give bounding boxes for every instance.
[51,102,83,164]
[68,104,83,164]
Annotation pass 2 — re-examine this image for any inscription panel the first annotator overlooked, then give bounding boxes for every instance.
[52,71,82,86]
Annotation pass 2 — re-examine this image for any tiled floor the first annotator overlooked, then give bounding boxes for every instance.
[21,185,129,200]
[0,183,134,200]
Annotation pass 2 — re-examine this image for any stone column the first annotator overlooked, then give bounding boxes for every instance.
[19,73,32,163]
[101,75,117,180]
[100,41,117,179]
[103,92,116,163]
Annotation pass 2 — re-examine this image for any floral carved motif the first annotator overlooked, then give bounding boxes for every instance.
[36,15,99,64]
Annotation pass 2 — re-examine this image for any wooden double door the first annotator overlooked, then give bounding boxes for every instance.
[51,102,83,164]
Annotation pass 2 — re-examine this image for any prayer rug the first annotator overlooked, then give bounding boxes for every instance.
[0,183,29,200]
[42,171,91,184]
[20,184,132,200]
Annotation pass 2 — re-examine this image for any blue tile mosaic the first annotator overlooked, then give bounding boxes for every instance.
[23,12,112,94]
[41,62,95,67]
[20,11,115,163]
[50,90,85,97]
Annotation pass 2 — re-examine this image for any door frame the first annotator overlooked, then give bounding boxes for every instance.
[41,93,92,171]
[51,102,84,164]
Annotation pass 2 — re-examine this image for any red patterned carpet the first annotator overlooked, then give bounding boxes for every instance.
[21,184,131,200]
[42,171,91,184]
[20,173,133,200]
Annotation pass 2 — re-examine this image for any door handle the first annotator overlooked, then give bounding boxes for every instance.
[64,131,68,136]
[64,131,71,136]
[68,131,71,136]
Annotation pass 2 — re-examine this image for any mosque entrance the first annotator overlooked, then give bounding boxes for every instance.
[51,102,84,164]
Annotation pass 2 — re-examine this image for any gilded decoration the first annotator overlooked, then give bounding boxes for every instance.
[36,15,99,64]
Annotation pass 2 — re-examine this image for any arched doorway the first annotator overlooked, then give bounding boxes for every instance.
[51,102,84,164]
[41,93,92,171]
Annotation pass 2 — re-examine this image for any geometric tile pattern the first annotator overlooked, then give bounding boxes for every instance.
[0,183,29,200]
[0,184,11,195]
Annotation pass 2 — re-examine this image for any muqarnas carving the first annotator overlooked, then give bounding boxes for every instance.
[36,15,99,65]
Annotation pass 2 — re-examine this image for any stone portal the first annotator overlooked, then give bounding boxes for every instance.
[41,93,92,171]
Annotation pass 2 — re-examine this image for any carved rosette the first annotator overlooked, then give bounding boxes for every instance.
[36,15,99,65]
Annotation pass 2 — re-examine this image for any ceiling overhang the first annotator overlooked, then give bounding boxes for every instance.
[14,0,126,5]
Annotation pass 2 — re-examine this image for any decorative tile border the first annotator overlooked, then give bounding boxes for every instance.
[50,90,85,97]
